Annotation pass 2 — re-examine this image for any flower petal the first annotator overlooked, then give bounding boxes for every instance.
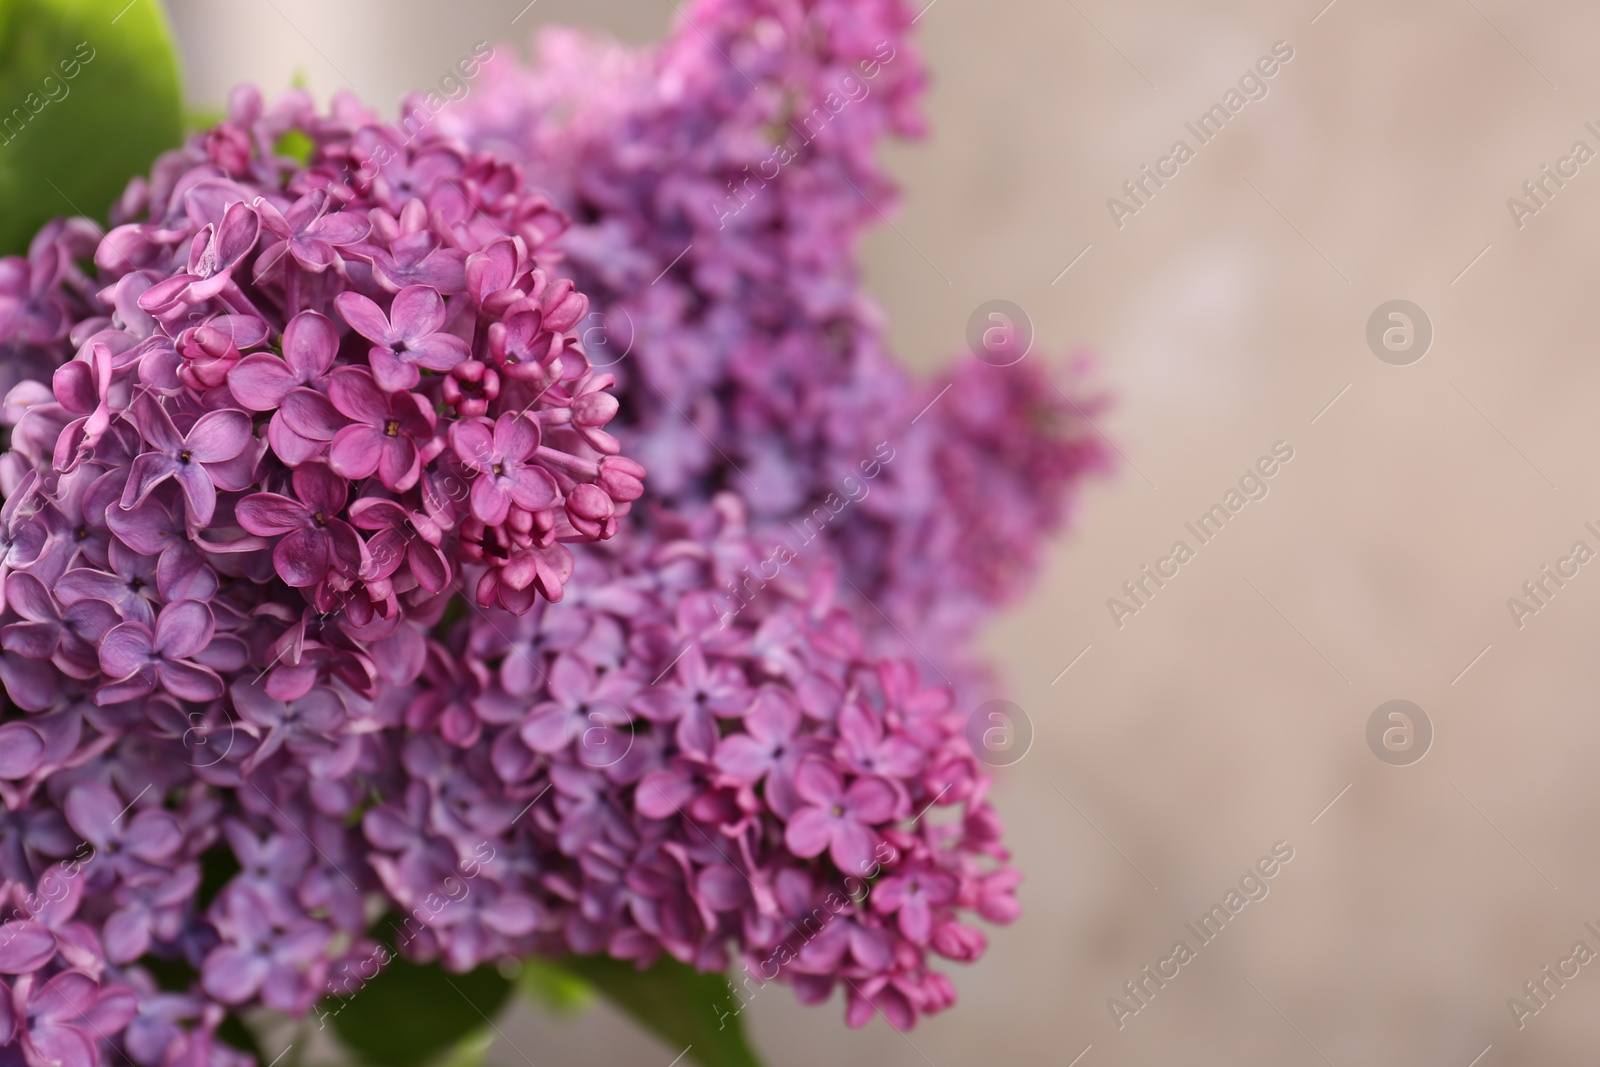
[173,464,219,528]
[273,528,330,587]
[783,807,833,860]
[292,463,348,513]
[519,709,575,754]
[130,392,184,455]
[118,453,177,513]
[98,622,155,678]
[493,414,540,462]
[228,355,298,411]
[327,367,390,426]
[712,735,772,784]
[328,425,385,481]
[235,493,309,536]
[407,541,450,594]
[185,409,252,463]
[153,600,214,660]
[282,309,338,380]
[7,572,58,622]
[368,346,419,392]
[376,436,419,491]
[828,821,876,875]
[0,722,46,778]
[32,972,96,1027]
[25,1025,96,1067]
[333,290,392,344]
[280,387,345,441]
[793,758,843,806]
[212,200,262,267]
[469,476,510,526]
[121,810,183,861]
[157,659,224,702]
[448,419,496,474]
[635,768,696,819]
[388,285,446,338]
[405,332,470,371]
[506,466,558,512]
[843,776,898,824]
[201,945,270,1004]
[0,920,56,973]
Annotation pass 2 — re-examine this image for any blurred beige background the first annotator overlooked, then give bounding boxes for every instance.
[162,0,1600,1063]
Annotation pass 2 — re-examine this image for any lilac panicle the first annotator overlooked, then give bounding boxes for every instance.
[0,82,643,1067]
[0,0,1099,1057]
[446,0,1108,684]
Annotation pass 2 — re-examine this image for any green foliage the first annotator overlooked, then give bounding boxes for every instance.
[325,954,513,1067]
[216,1013,265,1062]
[323,950,765,1067]
[432,1029,496,1067]
[554,955,764,1067]
[515,956,594,1015]
[184,105,223,132]
[0,0,184,254]
[322,949,770,1067]
[273,127,314,166]
[196,839,242,908]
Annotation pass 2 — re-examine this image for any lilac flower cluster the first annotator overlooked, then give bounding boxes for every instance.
[0,0,1104,1059]
[447,495,1020,1030]
[0,89,650,1067]
[16,85,639,626]
[447,0,1109,680]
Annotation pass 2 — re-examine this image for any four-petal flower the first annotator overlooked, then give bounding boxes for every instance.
[326,367,435,490]
[119,394,253,528]
[95,599,222,704]
[334,285,469,392]
[235,464,366,588]
[448,413,558,526]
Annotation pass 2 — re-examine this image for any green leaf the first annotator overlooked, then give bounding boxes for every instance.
[553,955,764,1067]
[515,956,594,1015]
[326,955,513,1067]
[215,1013,265,1063]
[432,1029,496,1067]
[196,840,242,909]
[184,105,224,133]
[0,0,184,255]
[273,127,314,167]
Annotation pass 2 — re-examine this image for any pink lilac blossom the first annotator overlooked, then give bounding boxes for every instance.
[4,84,640,623]
[0,0,1085,1061]
[0,87,646,1067]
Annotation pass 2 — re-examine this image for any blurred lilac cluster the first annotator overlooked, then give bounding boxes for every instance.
[0,0,1102,1063]
[449,0,1107,682]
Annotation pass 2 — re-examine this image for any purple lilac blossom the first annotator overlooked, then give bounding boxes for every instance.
[0,0,1091,1059]
[445,0,1109,687]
